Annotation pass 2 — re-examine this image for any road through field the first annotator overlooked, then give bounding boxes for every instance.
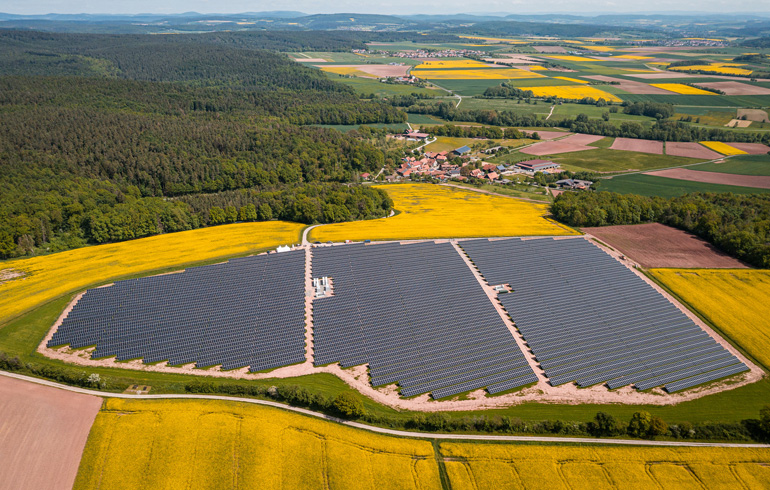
[2,371,768,449]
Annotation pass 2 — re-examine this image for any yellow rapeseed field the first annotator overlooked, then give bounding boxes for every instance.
[414,59,492,69]
[529,65,548,70]
[700,141,749,155]
[649,269,770,368]
[309,184,577,242]
[440,442,770,489]
[553,76,590,84]
[650,83,717,95]
[0,222,304,326]
[410,68,545,79]
[517,85,623,103]
[669,63,753,76]
[319,66,374,78]
[546,55,599,62]
[74,399,441,490]
[583,46,615,52]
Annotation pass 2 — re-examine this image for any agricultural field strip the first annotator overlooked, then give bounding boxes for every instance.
[3,371,768,448]
[459,237,748,392]
[46,251,307,373]
[311,241,535,398]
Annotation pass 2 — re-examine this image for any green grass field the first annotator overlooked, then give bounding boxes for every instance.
[598,173,770,197]
[618,93,770,107]
[691,154,770,175]
[549,149,702,173]
[431,79,508,96]
[407,113,448,125]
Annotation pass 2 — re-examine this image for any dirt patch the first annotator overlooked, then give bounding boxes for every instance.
[0,268,25,286]
[726,119,753,128]
[533,46,567,53]
[728,142,770,154]
[560,133,605,145]
[294,58,328,63]
[0,375,103,490]
[736,108,770,123]
[584,75,675,94]
[695,82,770,96]
[582,223,748,269]
[610,137,664,154]
[521,140,596,156]
[647,168,770,189]
[665,142,723,160]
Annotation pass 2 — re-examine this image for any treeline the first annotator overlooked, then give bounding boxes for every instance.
[408,101,770,144]
[181,378,770,442]
[421,124,513,139]
[551,192,770,268]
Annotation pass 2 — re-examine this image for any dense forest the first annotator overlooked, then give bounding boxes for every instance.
[0,32,406,259]
[551,192,770,268]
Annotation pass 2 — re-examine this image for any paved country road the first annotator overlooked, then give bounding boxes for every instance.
[2,371,768,448]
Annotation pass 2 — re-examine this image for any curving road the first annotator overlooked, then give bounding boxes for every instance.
[2,371,768,448]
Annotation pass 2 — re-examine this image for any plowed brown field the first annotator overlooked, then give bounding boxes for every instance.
[0,375,103,490]
[583,223,748,268]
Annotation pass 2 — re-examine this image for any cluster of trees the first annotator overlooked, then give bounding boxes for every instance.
[551,192,770,268]
[421,123,512,140]
[407,100,770,144]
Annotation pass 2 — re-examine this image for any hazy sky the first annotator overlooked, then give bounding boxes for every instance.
[0,0,767,15]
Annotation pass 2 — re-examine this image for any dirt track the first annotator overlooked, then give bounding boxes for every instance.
[646,168,770,189]
[0,375,102,490]
[582,223,748,269]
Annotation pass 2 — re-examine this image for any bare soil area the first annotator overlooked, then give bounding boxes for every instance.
[610,137,664,154]
[726,119,753,128]
[0,375,102,490]
[533,46,567,53]
[584,75,674,94]
[728,142,770,154]
[646,168,770,189]
[582,223,748,269]
[696,82,770,96]
[0,268,25,286]
[736,108,770,123]
[521,141,595,156]
[627,72,697,79]
[665,142,723,160]
[560,133,605,145]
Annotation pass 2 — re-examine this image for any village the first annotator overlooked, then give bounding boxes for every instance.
[381,130,594,190]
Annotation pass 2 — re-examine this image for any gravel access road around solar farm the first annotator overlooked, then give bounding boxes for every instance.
[3,371,769,448]
[0,374,103,490]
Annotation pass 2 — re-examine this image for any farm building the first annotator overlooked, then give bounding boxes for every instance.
[405,131,429,140]
[515,159,561,175]
[556,178,593,190]
[453,145,471,156]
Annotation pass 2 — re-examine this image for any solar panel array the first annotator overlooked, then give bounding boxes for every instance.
[48,251,307,372]
[460,238,748,393]
[311,242,537,399]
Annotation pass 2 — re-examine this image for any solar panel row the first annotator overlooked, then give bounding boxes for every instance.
[48,250,307,372]
[459,237,748,393]
[311,241,535,399]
